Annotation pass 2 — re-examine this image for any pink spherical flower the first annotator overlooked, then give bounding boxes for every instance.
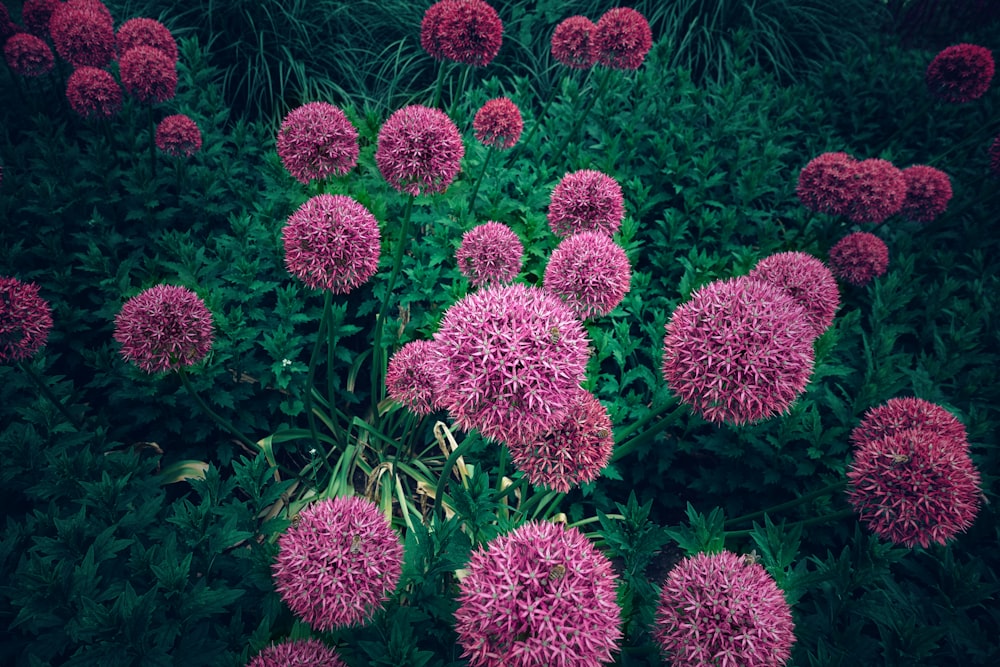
[990,135,1000,176]
[590,7,652,70]
[796,151,857,216]
[3,33,54,77]
[851,397,969,451]
[420,0,503,67]
[456,221,523,289]
[505,390,613,493]
[551,16,597,69]
[22,0,60,38]
[662,276,815,426]
[282,194,381,294]
[431,283,591,444]
[119,45,177,103]
[845,158,907,224]
[248,639,346,667]
[926,43,995,104]
[277,102,359,184]
[454,521,621,667]
[273,496,404,630]
[847,427,982,548]
[113,284,214,374]
[654,550,795,667]
[828,232,889,286]
[156,114,202,157]
[376,104,464,196]
[1,277,53,363]
[899,165,952,223]
[473,97,523,150]
[116,17,178,63]
[66,66,123,118]
[63,0,114,23]
[748,251,840,339]
[547,169,625,238]
[49,2,115,67]
[543,231,631,320]
[386,340,444,416]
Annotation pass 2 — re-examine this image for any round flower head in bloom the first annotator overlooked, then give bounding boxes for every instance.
[3,33,54,77]
[273,496,404,630]
[156,114,202,157]
[420,0,503,67]
[113,284,214,374]
[431,283,591,444]
[116,18,178,63]
[119,45,177,103]
[543,231,631,320]
[845,158,907,224]
[22,0,60,38]
[590,7,653,70]
[248,639,346,667]
[851,397,969,451]
[662,276,815,426]
[505,390,613,493]
[454,521,621,667]
[926,43,995,104]
[386,340,444,416]
[551,16,597,69]
[847,427,982,548]
[654,550,795,667]
[990,134,1000,176]
[1,277,53,363]
[376,104,464,196]
[456,221,523,289]
[66,66,123,118]
[282,194,381,294]
[49,2,115,67]
[473,97,523,150]
[828,232,889,286]
[277,102,359,184]
[748,251,839,339]
[548,169,625,238]
[796,151,857,216]
[899,165,952,223]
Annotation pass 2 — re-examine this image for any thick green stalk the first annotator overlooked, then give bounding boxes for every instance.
[466,145,495,215]
[724,480,848,528]
[549,67,614,163]
[611,400,685,463]
[177,367,256,450]
[304,294,331,449]
[18,361,84,429]
[148,103,157,181]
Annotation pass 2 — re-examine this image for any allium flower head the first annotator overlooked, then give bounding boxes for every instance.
[156,114,201,157]
[590,7,652,70]
[654,550,795,667]
[420,0,503,67]
[846,158,907,224]
[22,0,61,38]
[273,496,404,630]
[1,277,53,363]
[376,104,464,196]
[899,165,952,223]
[851,397,969,451]
[662,276,815,426]
[990,134,1000,176]
[277,102,359,184]
[49,2,115,67]
[3,33,54,77]
[847,427,982,548]
[505,390,613,493]
[926,43,995,103]
[386,340,444,416]
[543,232,631,320]
[116,18,178,63]
[551,16,597,69]
[828,232,889,286]
[548,169,625,238]
[431,283,591,444]
[66,66,123,118]
[796,151,857,216]
[282,194,381,294]
[456,221,523,288]
[748,251,839,339]
[454,521,621,667]
[473,97,523,149]
[119,45,177,103]
[248,639,346,667]
[113,285,213,374]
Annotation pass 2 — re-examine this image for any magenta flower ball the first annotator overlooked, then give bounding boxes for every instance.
[273,496,404,630]
[543,231,631,320]
[505,390,614,493]
[116,17,178,63]
[590,7,652,70]
[845,158,907,224]
[851,397,969,451]
[282,194,381,294]
[654,550,796,667]
[119,45,177,103]
[926,43,995,104]
[456,221,523,289]
[454,521,621,667]
[662,276,816,426]
[386,340,444,416]
[66,66,123,118]
[113,284,214,374]
[796,151,857,216]
[49,2,115,67]
[376,104,465,196]
[3,33,54,77]
[828,232,889,286]
[547,169,625,238]
[1,277,54,364]
[748,251,840,339]
[431,283,591,444]
[277,102,359,184]
[420,0,503,67]
[22,0,60,38]
[551,16,597,69]
[156,114,202,157]
[473,97,523,150]
[990,134,1000,176]
[899,165,952,223]
[248,639,345,667]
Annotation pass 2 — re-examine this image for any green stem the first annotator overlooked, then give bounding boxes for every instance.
[449,64,472,119]
[725,508,856,540]
[466,145,495,215]
[305,293,331,449]
[177,367,256,450]
[724,480,847,528]
[18,361,84,429]
[431,60,449,110]
[434,434,479,521]
[549,67,614,163]
[505,69,579,168]
[148,103,156,181]
[613,396,679,443]
[611,400,685,463]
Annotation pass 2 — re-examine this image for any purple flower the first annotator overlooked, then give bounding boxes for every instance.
[473,97,523,149]
[22,1,59,38]
[899,165,952,223]
[926,43,995,103]
[66,66,123,118]
[113,285,213,374]
[119,45,177,103]
[248,639,345,667]
[748,251,839,339]
[1,277,53,363]
[845,158,907,224]
[547,169,625,238]
[156,114,202,157]
[49,2,115,67]
[376,104,464,196]
[3,33,54,77]
[796,151,857,216]
[828,232,889,286]
[590,7,652,70]
[543,231,631,319]
[456,221,523,289]
[277,102,359,184]
[551,16,597,69]
[386,340,444,416]
[851,397,969,451]
[420,0,503,67]
[116,17,178,63]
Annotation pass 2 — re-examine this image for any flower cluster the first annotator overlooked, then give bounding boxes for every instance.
[899,165,952,223]
[272,496,404,630]
[1,277,53,364]
[156,115,202,157]
[113,285,214,374]
[851,397,969,448]
[590,7,652,70]
[828,232,889,286]
[3,33,54,77]
[796,152,857,216]
[550,16,597,69]
[49,1,115,67]
[376,105,464,196]
[119,44,177,103]
[846,158,907,224]
[21,0,60,38]
[547,169,625,237]
[454,521,621,667]
[116,17,178,63]
[386,340,443,416]
[277,102,359,183]
[748,251,839,339]
[248,639,345,667]
[66,66,123,118]
[543,231,631,319]
[926,43,995,103]
[473,97,523,149]
[420,0,503,67]
[456,221,523,288]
